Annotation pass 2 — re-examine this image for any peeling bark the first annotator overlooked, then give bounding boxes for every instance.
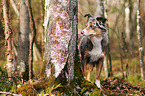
[137,0,145,79]
[3,0,14,80]
[43,0,78,85]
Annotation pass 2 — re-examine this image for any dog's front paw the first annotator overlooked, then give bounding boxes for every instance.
[95,79,101,89]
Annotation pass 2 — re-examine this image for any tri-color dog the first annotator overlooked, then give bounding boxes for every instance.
[78,14,108,89]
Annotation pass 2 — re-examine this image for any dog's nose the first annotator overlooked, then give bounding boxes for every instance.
[81,31,84,34]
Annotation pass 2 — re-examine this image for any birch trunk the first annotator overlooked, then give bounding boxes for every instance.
[125,0,130,43]
[43,0,78,85]
[137,0,145,79]
[3,0,14,80]
[17,0,30,81]
[104,0,113,77]
[124,0,129,77]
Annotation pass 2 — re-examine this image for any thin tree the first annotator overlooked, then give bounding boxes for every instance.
[104,0,113,77]
[3,0,14,80]
[137,0,145,79]
[17,0,30,81]
[124,0,129,77]
[27,0,36,80]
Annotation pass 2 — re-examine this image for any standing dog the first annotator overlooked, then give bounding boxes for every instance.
[78,14,108,89]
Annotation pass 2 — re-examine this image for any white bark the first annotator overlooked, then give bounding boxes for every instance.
[96,0,104,16]
[3,0,14,78]
[125,1,130,42]
[44,0,78,80]
[137,0,144,79]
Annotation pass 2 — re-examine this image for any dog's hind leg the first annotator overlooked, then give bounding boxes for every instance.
[95,58,103,89]
[85,64,93,81]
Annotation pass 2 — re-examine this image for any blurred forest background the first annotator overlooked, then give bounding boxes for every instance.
[0,0,145,95]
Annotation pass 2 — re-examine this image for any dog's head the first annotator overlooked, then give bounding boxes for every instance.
[81,14,107,37]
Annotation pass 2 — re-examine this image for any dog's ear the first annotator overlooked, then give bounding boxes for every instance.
[96,17,107,24]
[84,14,92,18]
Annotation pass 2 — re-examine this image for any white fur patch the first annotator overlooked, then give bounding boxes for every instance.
[95,79,101,88]
[88,36,104,61]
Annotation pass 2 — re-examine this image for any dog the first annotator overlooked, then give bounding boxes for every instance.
[78,14,108,89]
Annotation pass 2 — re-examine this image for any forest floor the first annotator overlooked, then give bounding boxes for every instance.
[0,59,145,96]
[101,77,145,96]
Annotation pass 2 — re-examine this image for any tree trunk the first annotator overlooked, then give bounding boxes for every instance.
[27,0,36,80]
[96,0,104,16]
[125,0,130,43]
[129,0,137,56]
[137,0,145,79]
[3,0,14,80]
[43,0,78,85]
[104,0,113,77]
[17,0,30,81]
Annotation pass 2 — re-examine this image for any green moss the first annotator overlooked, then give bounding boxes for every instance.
[16,84,37,96]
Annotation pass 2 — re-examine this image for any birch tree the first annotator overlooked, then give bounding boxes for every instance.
[137,0,145,79]
[96,0,112,78]
[17,0,30,81]
[104,0,112,77]
[3,0,14,80]
[125,0,130,43]
[43,0,78,85]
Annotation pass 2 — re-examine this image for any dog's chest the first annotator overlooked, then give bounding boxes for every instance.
[88,36,104,61]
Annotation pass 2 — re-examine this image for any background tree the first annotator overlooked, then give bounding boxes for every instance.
[137,0,145,79]
[3,0,14,80]
[17,0,30,81]
[27,0,36,80]
[103,0,113,77]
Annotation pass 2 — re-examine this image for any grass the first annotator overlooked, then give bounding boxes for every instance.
[89,56,145,88]
[126,74,145,88]
[0,55,145,95]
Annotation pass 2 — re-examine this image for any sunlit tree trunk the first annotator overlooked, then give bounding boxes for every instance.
[124,0,129,78]
[104,0,112,77]
[3,0,14,80]
[137,0,145,79]
[43,0,78,85]
[125,0,130,43]
[96,0,104,16]
[17,0,30,81]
